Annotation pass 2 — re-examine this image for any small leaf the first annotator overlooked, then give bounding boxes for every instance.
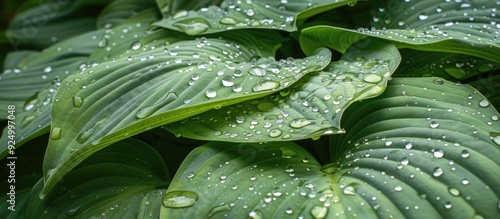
[165,39,400,142]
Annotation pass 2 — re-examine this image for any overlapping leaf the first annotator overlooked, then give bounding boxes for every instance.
[153,0,355,35]
[95,0,157,28]
[164,39,400,142]
[41,33,329,196]
[26,139,169,218]
[163,77,500,219]
[300,0,500,63]
[330,77,500,218]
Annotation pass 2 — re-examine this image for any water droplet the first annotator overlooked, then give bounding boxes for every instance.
[246,209,263,219]
[269,129,282,138]
[462,179,469,185]
[207,205,231,218]
[162,190,198,208]
[290,118,313,128]
[362,73,382,83]
[444,202,452,209]
[236,116,245,124]
[187,172,195,179]
[430,121,439,129]
[205,89,217,98]
[72,96,83,108]
[490,132,500,145]
[222,76,234,87]
[220,17,237,25]
[433,167,444,177]
[248,67,266,76]
[136,92,178,119]
[51,127,62,140]
[44,66,52,73]
[343,186,356,195]
[174,18,211,35]
[433,150,444,158]
[267,64,280,73]
[65,205,81,217]
[310,206,328,219]
[461,150,470,158]
[479,99,490,108]
[131,41,142,50]
[418,13,429,20]
[405,142,413,149]
[285,208,293,214]
[246,9,255,16]
[252,81,280,92]
[279,147,298,158]
[479,64,494,72]
[448,188,460,196]
[394,185,403,192]
[433,79,444,85]
[400,157,409,165]
[232,84,243,92]
[98,38,107,48]
[172,10,188,19]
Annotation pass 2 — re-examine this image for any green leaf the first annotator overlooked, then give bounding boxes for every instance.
[153,0,355,35]
[26,138,169,218]
[5,0,105,50]
[468,73,500,111]
[41,34,329,197]
[394,49,500,80]
[330,77,500,218]
[96,0,157,29]
[164,39,400,142]
[300,0,500,62]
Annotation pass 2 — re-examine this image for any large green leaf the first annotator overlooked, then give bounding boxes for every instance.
[5,0,105,50]
[41,34,330,197]
[153,0,355,35]
[300,0,500,63]
[25,138,169,218]
[95,0,157,29]
[330,77,500,218]
[164,39,400,142]
[162,77,500,218]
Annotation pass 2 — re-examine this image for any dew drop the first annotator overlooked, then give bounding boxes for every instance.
[162,190,198,208]
[490,132,500,145]
[131,41,142,50]
[310,206,328,219]
[479,99,490,108]
[220,17,237,25]
[430,121,439,129]
[136,92,178,119]
[44,66,52,73]
[362,73,382,83]
[448,188,460,197]
[51,127,62,140]
[207,205,231,218]
[252,80,280,92]
[433,150,444,158]
[400,157,409,165]
[98,38,107,48]
[444,202,452,209]
[248,66,267,76]
[405,142,413,149]
[186,172,195,179]
[343,186,356,195]
[205,88,217,98]
[269,129,282,138]
[433,167,444,177]
[72,96,83,108]
[394,185,403,192]
[65,205,81,217]
[172,10,188,19]
[249,210,262,219]
[479,64,494,72]
[232,84,243,92]
[433,79,444,85]
[418,13,429,20]
[222,76,234,87]
[279,147,298,158]
[236,116,245,124]
[461,150,470,158]
[174,18,211,35]
[290,118,313,128]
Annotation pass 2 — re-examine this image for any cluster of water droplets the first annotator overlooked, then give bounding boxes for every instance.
[20,78,61,133]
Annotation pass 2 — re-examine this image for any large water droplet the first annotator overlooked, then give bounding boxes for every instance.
[490,132,500,145]
[72,96,83,108]
[162,190,198,208]
[205,89,217,98]
[310,206,328,219]
[444,202,453,209]
[479,99,490,108]
[249,210,263,219]
[461,150,470,158]
[222,76,234,87]
[252,81,280,92]
[269,129,282,138]
[430,121,439,129]
[362,73,382,83]
[136,92,178,119]
[290,118,314,128]
[44,66,52,73]
[220,17,237,25]
[433,150,444,158]
[76,117,107,143]
[448,188,460,197]
[418,13,429,20]
[131,41,142,50]
[174,18,211,35]
[51,127,62,140]
[279,147,298,158]
[433,167,444,177]
[248,67,267,77]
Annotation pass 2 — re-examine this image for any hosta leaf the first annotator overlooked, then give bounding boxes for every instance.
[5,0,105,50]
[330,77,500,218]
[153,0,355,35]
[164,39,400,142]
[42,35,330,196]
[26,138,169,218]
[394,49,500,80]
[96,0,157,29]
[0,29,104,119]
[468,73,500,111]
[300,0,500,62]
